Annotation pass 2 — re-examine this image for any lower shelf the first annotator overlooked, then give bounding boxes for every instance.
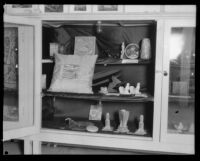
[42,116,152,138]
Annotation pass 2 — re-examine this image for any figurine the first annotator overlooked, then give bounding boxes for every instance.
[107,76,122,93]
[115,109,130,133]
[119,86,125,95]
[174,122,187,133]
[102,113,113,131]
[129,86,135,95]
[65,118,94,131]
[120,42,125,59]
[135,82,141,95]
[134,115,147,135]
[124,83,130,94]
[99,87,108,94]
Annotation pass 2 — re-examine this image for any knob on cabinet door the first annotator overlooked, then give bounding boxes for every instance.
[163,71,168,76]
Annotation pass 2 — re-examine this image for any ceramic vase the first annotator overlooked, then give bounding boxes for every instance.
[140,38,151,60]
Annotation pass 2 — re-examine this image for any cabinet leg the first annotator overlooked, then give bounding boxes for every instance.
[24,139,33,154]
[33,140,41,154]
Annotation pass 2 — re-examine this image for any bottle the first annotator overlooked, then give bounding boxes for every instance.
[97,101,103,120]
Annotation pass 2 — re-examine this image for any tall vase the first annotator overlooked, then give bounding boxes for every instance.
[116,109,130,133]
[140,38,151,60]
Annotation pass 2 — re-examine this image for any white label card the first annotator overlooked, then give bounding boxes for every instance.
[89,104,102,121]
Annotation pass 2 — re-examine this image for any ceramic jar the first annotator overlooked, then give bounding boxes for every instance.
[140,38,151,60]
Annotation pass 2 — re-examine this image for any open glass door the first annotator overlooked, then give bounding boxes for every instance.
[161,19,195,147]
[3,15,41,141]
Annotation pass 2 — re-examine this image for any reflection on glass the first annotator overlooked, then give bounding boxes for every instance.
[4,27,19,121]
[168,27,195,134]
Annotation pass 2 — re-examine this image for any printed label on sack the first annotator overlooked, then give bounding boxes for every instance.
[62,64,80,79]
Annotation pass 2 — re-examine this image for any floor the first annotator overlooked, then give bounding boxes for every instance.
[3,140,149,155]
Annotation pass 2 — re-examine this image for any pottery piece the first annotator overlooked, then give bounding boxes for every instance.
[125,43,139,59]
[134,115,147,135]
[135,82,141,95]
[86,125,99,132]
[102,113,113,131]
[115,109,130,133]
[140,38,151,60]
[99,87,108,94]
[119,86,125,95]
[124,83,130,94]
[130,86,135,95]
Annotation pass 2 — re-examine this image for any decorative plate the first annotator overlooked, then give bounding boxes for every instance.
[125,43,139,59]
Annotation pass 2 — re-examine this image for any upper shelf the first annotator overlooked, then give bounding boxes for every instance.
[42,58,152,65]
[96,58,151,65]
[42,90,154,103]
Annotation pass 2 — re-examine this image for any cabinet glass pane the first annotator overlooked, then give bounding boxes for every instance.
[4,27,19,122]
[3,23,34,130]
[168,27,195,134]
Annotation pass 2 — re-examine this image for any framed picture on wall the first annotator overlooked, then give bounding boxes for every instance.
[4,4,40,15]
[93,5,123,13]
[39,4,68,13]
[69,5,92,13]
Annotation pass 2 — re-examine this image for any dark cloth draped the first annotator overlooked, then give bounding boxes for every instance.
[50,25,152,58]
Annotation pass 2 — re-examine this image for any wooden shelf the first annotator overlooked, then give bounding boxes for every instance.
[169,95,195,102]
[42,90,154,103]
[42,116,152,138]
[42,58,151,65]
[96,58,151,65]
[100,94,153,102]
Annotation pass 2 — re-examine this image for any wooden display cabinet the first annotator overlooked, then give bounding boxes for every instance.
[3,5,196,154]
[41,20,156,140]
